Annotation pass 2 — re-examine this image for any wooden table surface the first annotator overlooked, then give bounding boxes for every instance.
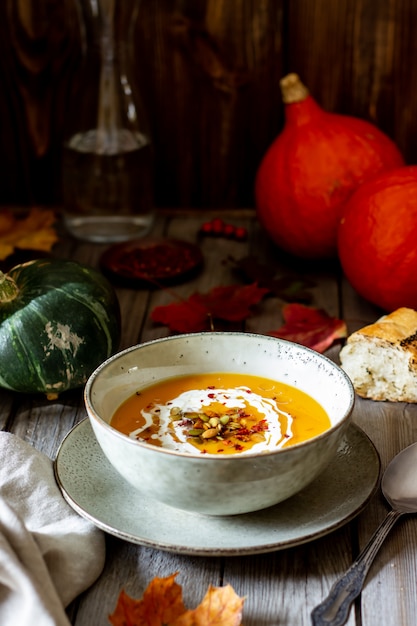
[2,209,417,626]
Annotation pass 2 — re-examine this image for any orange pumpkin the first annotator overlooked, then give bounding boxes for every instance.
[255,74,405,259]
[338,166,417,312]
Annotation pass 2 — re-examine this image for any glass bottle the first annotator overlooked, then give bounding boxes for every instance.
[62,0,155,243]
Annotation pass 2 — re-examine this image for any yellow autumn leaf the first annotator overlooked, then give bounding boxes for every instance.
[0,208,58,260]
[171,584,245,626]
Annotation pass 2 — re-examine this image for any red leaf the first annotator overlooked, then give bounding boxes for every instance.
[151,296,209,333]
[269,303,347,353]
[198,283,269,321]
[151,283,269,332]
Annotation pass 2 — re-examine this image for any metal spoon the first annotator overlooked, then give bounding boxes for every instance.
[311,441,417,626]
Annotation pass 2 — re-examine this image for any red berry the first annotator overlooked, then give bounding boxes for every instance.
[210,217,225,234]
[200,221,213,235]
[234,226,248,241]
[223,223,236,238]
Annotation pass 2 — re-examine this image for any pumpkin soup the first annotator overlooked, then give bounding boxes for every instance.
[111,372,331,455]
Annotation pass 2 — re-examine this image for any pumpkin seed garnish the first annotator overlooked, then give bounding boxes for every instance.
[201,428,218,439]
[170,404,268,448]
[188,428,204,436]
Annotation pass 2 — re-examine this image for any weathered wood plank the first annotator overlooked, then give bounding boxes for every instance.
[0,0,81,204]
[0,390,15,431]
[2,210,417,626]
[286,0,417,163]
[73,539,223,624]
[9,391,85,458]
[3,0,417,210]
[340,273,417,626]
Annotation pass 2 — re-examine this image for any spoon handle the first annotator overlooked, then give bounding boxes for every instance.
[311,509,403,626]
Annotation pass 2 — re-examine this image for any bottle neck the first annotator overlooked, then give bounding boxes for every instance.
[65,0,149,152]
[78,0,138,60]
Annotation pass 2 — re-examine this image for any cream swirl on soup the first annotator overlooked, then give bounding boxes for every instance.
[128,385,294,455]
[111,373,331,456]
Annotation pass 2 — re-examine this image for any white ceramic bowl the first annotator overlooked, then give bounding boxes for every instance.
[85,332,354,516]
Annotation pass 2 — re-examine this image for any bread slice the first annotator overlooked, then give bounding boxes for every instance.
[339,307,417,402]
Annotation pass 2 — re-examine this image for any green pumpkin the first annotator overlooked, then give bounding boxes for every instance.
[0,258,121,397]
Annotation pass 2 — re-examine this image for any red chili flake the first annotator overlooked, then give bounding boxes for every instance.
[235,428,251,440]
[234,444,244,451]
[117,245,196,278]
[207,393,216,399]
[207,386,216,389]
[101,239,203,284]
[252,420,268,432]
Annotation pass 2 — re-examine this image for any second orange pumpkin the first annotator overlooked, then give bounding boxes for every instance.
[338,166,417,312]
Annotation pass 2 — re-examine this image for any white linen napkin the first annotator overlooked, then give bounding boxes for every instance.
[0,431,105,626]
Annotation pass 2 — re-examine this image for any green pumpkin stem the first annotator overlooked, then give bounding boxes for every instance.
[0,272,19,303]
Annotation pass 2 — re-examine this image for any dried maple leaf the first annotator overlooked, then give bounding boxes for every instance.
[151,282,269,332]
[171,584,244,626]
[0,208,58,260]
[108,573,186,626]
[233,255,315,303]
[269,303,347,353]
[109,574,245,626]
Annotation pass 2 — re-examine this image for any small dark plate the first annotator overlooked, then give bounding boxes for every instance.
[100,238,204,288]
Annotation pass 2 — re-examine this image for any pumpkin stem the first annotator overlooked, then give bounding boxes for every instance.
[280,73,309,104]
[0,272,19,303]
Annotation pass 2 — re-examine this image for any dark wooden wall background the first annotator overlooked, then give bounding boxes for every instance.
[1,0,417,210]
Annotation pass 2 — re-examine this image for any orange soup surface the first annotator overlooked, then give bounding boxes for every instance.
[111,372,331,456]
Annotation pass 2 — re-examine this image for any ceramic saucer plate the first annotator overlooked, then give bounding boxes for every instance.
[54,419,380,557]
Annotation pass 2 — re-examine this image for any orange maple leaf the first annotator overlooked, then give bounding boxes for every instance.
[109,573,186,626]
[269,303,347,353]
[108,574,244,626]
[0,207,58,260]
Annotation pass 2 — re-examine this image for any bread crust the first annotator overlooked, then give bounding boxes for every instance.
[346,307,417,349]
[340,307,417,402]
